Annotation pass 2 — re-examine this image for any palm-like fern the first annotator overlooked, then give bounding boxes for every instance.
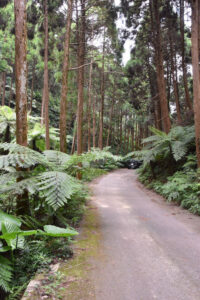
[37,172,80,210]
[134,126,195,166]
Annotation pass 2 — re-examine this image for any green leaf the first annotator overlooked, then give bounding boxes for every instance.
[0,210,21,231]
[42,225,78,237]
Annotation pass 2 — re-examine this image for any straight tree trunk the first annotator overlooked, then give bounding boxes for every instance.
[43,0,50,149]
[2,72,6,106]
[14,0,28,215]
[150,0,171,133]
[92,94,96,148]
[60,0,73,153]
[15,0,27,147]
[191,0,200,167]
[98,28,105,150]
[106,90,115,147]
[76,0,86,178]
[180,0,193,110]
[9,73,13,107]
[87,59,93,151]
[30,62,35,113]
[169,34,182,124]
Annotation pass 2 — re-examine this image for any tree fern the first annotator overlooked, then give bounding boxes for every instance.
[37,172,79,210]
[0,143,49,168]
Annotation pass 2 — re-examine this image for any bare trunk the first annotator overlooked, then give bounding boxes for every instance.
[2,72,6,106]
[98,28,105,150]
[9,73,13,107]
[180,0,193,110]
[150,0,171,133]
[43,0,50,149]
[14,0,28,215]
[87,60,93,151]
[106,90,115,147]
[169,34,182,124]
[92,94,96,148]
[30,62,35,114]
[60,0,73,153]
[191,0,200,167]
[76,0,86,178]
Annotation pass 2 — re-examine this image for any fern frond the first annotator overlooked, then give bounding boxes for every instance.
[37,171,79,210]
[149,126,168,137]
[171,141,187,161]
[43,150,71,167]
[0,255,13,292]
[0,143,49,168]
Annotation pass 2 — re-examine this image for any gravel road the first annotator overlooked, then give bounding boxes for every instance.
[90,169,200,300]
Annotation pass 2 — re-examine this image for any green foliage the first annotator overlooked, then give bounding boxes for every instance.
[0,210,78,292]
[0,255,13,292]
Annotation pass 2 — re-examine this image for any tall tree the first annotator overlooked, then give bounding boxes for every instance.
[191,0,200,167]
[59,0,73,153]
[77,0,86,157]
[180,0,193,111]
[43,0,50,149]
[150,0,171,133]
[98,27,105,149]
[14,0,28,147]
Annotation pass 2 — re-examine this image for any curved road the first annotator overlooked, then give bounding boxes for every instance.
[90,169,200,300]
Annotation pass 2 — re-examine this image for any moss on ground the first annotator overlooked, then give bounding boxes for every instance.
[58,200,102,300]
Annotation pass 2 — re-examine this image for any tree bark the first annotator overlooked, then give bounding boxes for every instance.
[191,0,200,167]
[92,94,96,148]
[87,59,93,151]
[59,0,73,153]
[76,0,86,178]
[98,28,105,149]
[180,0,193,110]
[106,89,115,147]
[15,0,28,147]
[150,0,171,133]
[14,0,28,215]
[30,62,35,114]
[9,73,13,107]
[169,33,182,124]
[44,0,50,149]
[2,72,6,106]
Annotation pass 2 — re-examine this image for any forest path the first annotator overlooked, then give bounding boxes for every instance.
[89,169,200,300]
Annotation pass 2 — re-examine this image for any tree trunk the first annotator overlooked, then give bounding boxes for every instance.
[191,0,200,167]
[14,0,28,215]
[30,62,35,114]
[98,28,105,150]
[106,89,115,147]
[87,59,93,151]
[76,0,86,178]
[92,94,96,148]
[60,0,73,153]
[43,0,50,149]
[150,0,171,133]
[2,72,6,106]
[169,33,182,124]
[180,0,193,110]
[9,73,13,107]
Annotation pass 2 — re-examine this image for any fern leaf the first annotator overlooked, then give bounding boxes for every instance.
[171,141,187,161]
[0,143,49,168]
[37,172,78,210]
[0,255,13,292]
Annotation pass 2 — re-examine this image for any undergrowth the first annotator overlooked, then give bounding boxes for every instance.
[134,126,200,215]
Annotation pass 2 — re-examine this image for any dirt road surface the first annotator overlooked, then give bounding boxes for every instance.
[90,169,200,300]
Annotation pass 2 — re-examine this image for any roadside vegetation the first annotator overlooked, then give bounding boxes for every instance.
[1,0,200,299]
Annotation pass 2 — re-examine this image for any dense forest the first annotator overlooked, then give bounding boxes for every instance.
[0,0,200,298]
